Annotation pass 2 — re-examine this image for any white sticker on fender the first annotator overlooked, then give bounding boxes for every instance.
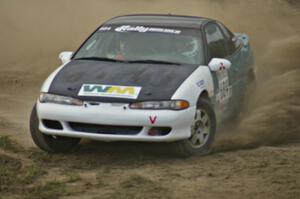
[78,84,142,99]
[216,70,232,109]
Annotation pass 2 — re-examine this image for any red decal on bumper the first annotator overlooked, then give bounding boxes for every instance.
[149,116,157,124]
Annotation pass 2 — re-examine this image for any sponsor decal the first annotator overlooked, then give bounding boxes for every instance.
[78,84,141,99]
[115,25,181,34]
[149,116,157,124]
[99,26,111,31]
[216,71,232,110]
[196,80,205,89]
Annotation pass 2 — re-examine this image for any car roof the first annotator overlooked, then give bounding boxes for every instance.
[105,14,212,29]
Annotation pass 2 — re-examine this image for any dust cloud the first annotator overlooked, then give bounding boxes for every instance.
[0,0,299,149]
[214,36,300,152]
[212,0,300,151]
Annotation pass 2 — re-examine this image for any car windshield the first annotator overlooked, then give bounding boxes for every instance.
[73,25,204,65]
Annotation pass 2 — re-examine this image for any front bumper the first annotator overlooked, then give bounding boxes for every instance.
[36,101,196,142]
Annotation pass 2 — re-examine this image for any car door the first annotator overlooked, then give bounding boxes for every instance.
[217,22,250,115]
[203,22,234,121]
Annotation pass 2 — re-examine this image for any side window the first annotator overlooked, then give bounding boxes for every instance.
[205,23,227,61]
[217,22,241,55]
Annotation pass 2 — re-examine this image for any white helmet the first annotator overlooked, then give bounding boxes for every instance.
[182,38,198,57]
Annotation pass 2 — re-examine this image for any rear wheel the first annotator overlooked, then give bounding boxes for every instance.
[246,69,256,94]
[173,98,216,157]
[30,104,81,153]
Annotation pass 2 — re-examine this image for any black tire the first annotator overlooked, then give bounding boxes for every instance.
[237,69,257,110]
[172,98,216,157]
[30,104,81,153]
[231,69,256,120]
[246,69,256,94]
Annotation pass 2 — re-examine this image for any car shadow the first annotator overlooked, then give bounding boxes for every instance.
[30,140,185,170]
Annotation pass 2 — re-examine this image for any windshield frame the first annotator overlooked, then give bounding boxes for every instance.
[72,24,205,65]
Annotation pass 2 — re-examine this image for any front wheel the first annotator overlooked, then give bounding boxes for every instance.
[30,104,81,153]
[173,98,216,157]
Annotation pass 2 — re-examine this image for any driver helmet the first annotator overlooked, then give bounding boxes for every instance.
[181,38,199,57]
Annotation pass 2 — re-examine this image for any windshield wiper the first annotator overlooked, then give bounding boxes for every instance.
[127,59,182,65]
[74,57,126,63]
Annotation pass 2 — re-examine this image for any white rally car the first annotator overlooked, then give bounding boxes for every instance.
[30,14,255,156]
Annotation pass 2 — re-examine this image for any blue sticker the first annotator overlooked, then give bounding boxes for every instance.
[196,80,205,88]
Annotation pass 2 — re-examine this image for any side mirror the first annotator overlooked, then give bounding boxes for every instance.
[208,58,231,71]
[59,51,73,64]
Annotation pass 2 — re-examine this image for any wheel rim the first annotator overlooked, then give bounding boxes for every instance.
[188,108,211,149]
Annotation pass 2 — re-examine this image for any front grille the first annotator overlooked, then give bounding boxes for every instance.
[42,120,63,130]
[68,122,142,135]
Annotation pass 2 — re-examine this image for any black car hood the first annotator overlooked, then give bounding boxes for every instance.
[49,60,198,103]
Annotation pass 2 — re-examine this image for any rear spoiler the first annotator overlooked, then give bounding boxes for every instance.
[235,33,254,67]
[234,33,250,47]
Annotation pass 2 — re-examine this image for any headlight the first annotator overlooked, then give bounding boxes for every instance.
[129,100,189,110]
[39,93,83,106]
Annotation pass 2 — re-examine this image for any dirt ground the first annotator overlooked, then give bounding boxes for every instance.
[0,0,299,198]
